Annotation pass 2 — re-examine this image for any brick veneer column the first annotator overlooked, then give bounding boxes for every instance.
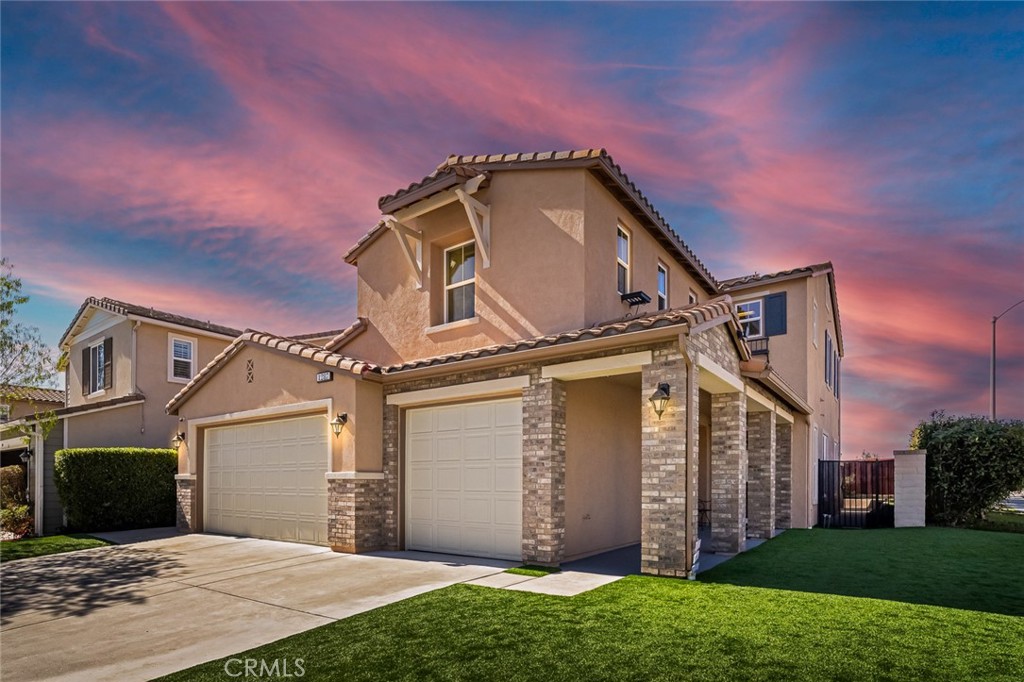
[381,403,401,550]
[521,378,566,565]
[710,392,746,553]
[894,449,926,527]
[328,476,387,552]
[746,410,776,539]
[640,351,693,577]
[175,474,195,532]
[774,422,793,529]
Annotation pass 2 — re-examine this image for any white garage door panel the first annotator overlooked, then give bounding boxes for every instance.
[405,398,523,561]
[205,414,329,546]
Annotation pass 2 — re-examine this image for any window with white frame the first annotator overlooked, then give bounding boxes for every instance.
[169,335,196,382]
[444,241,476,323]
[688,289,698,305]
[616,226,630,295]
[736,300,763,339]
[657,263,669,310]
[89,341,105,394]
[825,330,833,389]
[812,299,819,348]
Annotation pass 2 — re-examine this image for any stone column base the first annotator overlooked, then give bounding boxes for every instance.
[175,474,196,532]
[328,474,386,553]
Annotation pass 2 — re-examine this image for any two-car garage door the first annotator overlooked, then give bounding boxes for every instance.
[205,414,329,545]
[405,399,523,560]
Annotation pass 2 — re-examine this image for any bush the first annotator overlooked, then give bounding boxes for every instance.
[910,411,1024,525]
[0,464,27,508]
[0,504,34,537]
[54,448,177,532]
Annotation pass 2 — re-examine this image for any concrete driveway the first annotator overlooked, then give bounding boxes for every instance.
[0,531,513,681]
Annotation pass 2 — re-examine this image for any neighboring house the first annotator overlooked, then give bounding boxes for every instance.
[720,264,843,529]
[167,149,843,578]
[58,298,242,451]
[1,385,66,535]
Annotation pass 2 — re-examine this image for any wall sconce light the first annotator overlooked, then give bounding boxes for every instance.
[19,449,32,464]
[648,383,671,419]
[330,413,348,437]
[171,432,185,448]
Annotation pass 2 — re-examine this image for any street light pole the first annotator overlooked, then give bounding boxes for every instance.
[991,297,1024,420]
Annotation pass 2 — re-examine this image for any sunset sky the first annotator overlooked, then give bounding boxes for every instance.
[2,2,1021,457]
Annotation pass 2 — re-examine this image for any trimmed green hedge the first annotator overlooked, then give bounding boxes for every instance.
[54,448,177,532]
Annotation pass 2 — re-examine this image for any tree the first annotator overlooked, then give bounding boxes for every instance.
[1,257,55,390]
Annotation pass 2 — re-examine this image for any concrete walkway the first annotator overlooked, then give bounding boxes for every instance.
[466,545,640,596]
[0,533,512,682]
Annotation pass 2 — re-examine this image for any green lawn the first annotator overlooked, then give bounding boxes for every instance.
[0,534,111,563]
[159,527,1024,681]
[970,510,1024,534]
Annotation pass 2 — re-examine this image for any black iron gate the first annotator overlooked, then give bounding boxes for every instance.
[818,460,895,528]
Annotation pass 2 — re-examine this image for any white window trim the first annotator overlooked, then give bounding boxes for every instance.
[443,239,476,325]
[87,340,106,397]
[657,262,669,310]
[812,299,819,348]
[168,332,198,384]
[737,299,764,339]
[616,225,631,295]
[688,289,698,306]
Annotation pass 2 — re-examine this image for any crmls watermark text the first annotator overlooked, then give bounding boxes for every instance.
[224,658,305,678]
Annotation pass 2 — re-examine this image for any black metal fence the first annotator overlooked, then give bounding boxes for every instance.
[818,460,895,528]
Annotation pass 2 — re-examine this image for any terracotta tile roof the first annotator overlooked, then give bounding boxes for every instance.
[290,328,350,341]
[0,385,65,404]
[347,149,718,293]
[60,297,242,347]
[166,330,379,414]
[719,262,833,290]
[323,317,368,352]
[382,297,746,373]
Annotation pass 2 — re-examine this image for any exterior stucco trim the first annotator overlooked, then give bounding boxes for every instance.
[386,375,530,406]
[325,471,386,480]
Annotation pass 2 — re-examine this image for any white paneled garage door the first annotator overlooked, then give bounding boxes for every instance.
[205,414,329,545]
[406,398,523,560]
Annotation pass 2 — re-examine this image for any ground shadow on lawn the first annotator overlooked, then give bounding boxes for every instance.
[700,527,1024,617]
[0,545,183,624]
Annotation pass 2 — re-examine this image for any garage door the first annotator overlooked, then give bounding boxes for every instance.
[406,398,522,560]
[205,414,329,545]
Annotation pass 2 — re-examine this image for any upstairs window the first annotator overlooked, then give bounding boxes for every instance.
[688,289,698,306]
[444,241,476,323]
[82,338,112,396]
[169,335,196,382]
[616,227,630,295]
[736,300,763,339]
[657,264,669,310]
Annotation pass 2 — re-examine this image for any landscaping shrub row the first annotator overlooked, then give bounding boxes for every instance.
[54,448,177,532]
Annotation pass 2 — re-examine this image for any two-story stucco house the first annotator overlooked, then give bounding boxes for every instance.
[167,149,843,577]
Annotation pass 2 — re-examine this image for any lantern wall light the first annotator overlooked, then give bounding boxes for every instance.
[649,383,671,419]
[330,413,349,437]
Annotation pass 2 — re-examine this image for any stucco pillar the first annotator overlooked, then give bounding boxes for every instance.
[746,410,776,539]
[894,449,926,527]
[174,474,196,532]
[710,391,747,553]
[774,421,793,529]
[640,350,694,577]
[521,378,566,565]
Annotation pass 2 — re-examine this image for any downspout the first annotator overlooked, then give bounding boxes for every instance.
[131,321,144,435]
[680,332,697,578]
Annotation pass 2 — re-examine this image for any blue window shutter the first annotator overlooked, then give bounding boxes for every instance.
[764,293,787,336]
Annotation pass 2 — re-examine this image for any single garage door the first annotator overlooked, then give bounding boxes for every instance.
[205,414,329,545]
[406,398,523,560]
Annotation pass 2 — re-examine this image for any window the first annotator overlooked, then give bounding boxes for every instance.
[822,432,831,462]
[825,331,833,389]
[616,227,630,295]
[688,289,698,305]
[736,300,763,339]
[0,404,9,423]
[812,299,819,348]
[444,241,476,323]
[812,425,820,499]
[656,264,669,310]
[833,354,840,398]
[82,337,112,396]
[169,335,196,382]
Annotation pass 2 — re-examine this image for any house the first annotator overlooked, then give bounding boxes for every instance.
[167,149,843,577]
[58,297,242,450]
[1,385,66,535]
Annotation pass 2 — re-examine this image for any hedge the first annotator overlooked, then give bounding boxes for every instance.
[910,412,1024,526]
[54,448,177,532]
[1,464,27,508]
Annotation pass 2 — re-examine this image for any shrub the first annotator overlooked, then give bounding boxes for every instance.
[0,504,34,537]
[910,412,1024,525]
[54,448,177,532]
[0,464,27,508]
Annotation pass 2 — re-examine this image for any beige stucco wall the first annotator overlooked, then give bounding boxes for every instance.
[4,398,62,422]
[66,318,134,407]
[65,402,157,448]
[582,173,708,326]
[173,343,382,475]
[564,375,642,560]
